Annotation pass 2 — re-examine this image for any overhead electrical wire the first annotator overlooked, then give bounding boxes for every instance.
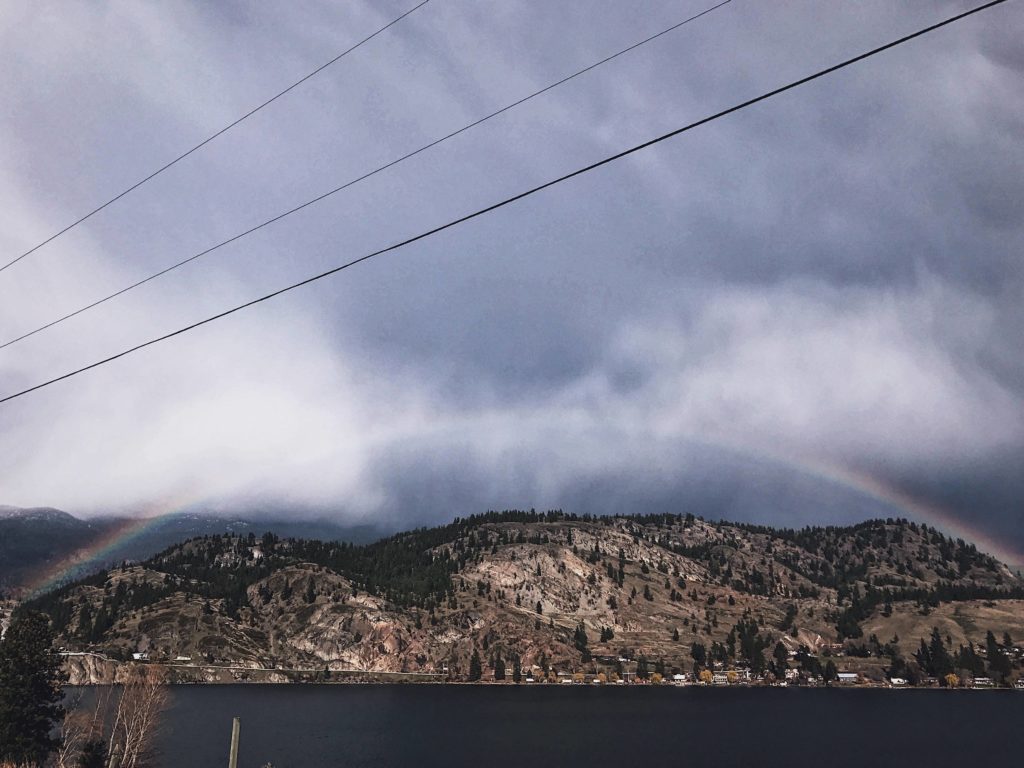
[0,0,1008,406]
[0,0,431,276]
[0,0,732,351]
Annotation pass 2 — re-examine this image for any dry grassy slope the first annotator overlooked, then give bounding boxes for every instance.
[862,600,1024,650]
[41,516,1024,681]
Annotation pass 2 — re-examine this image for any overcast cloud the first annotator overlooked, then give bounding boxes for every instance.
[1,1,1021,558]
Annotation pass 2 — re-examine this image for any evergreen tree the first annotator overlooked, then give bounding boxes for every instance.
[986,630,1012,682]
[0,611,67,765]
[573,623,590,661]
[823,659,839,685]
[76,604,93,640]
[512,656,522,684]
[494,652,506,680]
[691,642,707,668]
[773,641,789,677]
[303,577,316,604]
[915,627,954,677]
[468,648,483,681]
[636,656,650,680]
[954,643,985,678]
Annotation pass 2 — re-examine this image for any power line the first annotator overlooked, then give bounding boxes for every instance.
[0,0,732,351]
[0,0,1008,406]
[0,0,431,276]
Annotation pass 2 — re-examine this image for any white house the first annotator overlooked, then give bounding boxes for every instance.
[837,673,858,684]
[889,677,907,686]
[131,652,149,661]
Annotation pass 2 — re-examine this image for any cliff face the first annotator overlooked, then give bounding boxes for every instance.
[63,653,122,685]
[22,513,1024,682]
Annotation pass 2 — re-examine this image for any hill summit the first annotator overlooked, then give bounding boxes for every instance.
[19,511,1024,685]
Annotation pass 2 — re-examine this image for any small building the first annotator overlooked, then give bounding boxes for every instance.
[132,652,149,661]
[712,672,730,686]
[971,677,994,688]
[889,677,907,687]
[1014,679,1024,690]
[672,673,687,684]
[837,673,859,684]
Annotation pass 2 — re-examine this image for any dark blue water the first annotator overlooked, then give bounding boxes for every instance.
[150,684,1024,767]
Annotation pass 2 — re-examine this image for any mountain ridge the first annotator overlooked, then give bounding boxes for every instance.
[0,505,386,596]
[16,511,1024,686]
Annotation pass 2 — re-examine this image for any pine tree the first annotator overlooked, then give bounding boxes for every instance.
[573,623,588,653]
[0,611,67,765]
[468,648,483,681]
[928,627,953,677]
[303,577,316,604]
[823,659,839,685]
[986,630,1012,682]
[76,604,93,640]
[636,656,650,680]
[772,641,789,678]
[691,642,707,668]
[494,653,506,680]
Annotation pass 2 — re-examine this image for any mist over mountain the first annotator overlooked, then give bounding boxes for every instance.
[0,505,386,596]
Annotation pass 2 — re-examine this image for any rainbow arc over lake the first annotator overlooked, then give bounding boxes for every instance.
[24,451,1021,596]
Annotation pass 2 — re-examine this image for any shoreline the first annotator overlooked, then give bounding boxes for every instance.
[66,673,1021,691]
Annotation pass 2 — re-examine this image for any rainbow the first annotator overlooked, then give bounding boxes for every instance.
[25,492,204,597]
[692,434,1023,567]
[23,445,1020,596]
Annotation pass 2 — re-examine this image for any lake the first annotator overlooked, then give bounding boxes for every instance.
[141,684,1023,767]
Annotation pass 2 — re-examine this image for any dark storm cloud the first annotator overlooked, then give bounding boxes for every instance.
[0,1,1021,556]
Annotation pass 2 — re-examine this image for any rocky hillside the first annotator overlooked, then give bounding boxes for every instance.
[19,512,1024,685]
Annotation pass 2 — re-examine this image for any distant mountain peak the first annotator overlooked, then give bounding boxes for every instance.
[0,505,82,523]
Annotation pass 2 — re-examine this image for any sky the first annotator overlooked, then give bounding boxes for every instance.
[0,1,1021,560]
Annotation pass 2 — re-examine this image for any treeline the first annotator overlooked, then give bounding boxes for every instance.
[18,509,1022,649]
